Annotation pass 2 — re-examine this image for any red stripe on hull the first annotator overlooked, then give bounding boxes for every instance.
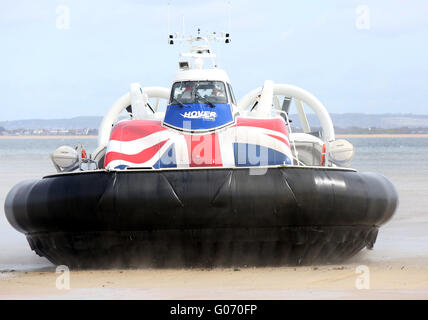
[235,117,288,136]
[184,133,223,167]
[110,120,167,142]
[266,134,290,147]
[105,140,168,166]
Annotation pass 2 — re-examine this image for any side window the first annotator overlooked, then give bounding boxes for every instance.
[227,83,237,105]
[170,82,182,103]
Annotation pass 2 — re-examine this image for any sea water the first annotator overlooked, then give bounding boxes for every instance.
[0,137,427,271]
[0,138,97,271]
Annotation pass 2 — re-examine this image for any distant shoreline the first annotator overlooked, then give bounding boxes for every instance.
[335,133,428,138]
[1,134,428,139]
[0,135,98,139]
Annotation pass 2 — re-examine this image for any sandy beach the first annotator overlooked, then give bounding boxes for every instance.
[1,257,428,299]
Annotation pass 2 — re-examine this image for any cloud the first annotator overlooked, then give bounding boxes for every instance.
[0,0,51,25]
[369,0,428,35]
[1,0,428,119]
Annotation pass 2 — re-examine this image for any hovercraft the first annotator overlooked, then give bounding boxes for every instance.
[4,31,398,268]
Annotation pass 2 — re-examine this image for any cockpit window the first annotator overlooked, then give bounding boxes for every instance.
[170,81,228,104]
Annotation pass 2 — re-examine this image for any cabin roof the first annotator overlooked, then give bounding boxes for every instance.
[173,68,231,83]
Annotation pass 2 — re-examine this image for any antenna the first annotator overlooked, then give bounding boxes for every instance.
[167,3,171,39]
[166,2,232,69]
[167,2,231,45]
[228,1,232,33]
[181,15,185,38]
[168,29,231,70]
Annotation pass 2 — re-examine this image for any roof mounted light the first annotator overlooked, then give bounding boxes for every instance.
[179,61,190,70]
[169,28,230,68]
[225,33,231,44]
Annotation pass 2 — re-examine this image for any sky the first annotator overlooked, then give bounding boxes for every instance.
[1,0,428,120]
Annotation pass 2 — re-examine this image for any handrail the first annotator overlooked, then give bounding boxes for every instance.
[272,109,302,166]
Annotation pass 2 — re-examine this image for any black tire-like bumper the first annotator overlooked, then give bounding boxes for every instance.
[5,166,398,268]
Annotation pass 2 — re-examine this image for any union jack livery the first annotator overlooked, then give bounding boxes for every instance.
[6,28,397,269]
[104,117,293,170]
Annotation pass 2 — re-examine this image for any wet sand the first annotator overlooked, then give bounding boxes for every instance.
[2,213,428,300]
[1,259,428,299]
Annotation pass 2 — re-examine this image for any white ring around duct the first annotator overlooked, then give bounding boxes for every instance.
[97,86,170,149]
[237,83,335,142]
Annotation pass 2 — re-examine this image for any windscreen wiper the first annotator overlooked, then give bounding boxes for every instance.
[171,98,190,108]
[195,92,216,108]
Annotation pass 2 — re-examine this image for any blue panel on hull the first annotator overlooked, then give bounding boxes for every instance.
[163,103,234,132]
[114,165,129,170]
[233,143,292,166]
[153,144,177,169]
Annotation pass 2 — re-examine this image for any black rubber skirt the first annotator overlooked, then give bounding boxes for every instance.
[4,166,398,268]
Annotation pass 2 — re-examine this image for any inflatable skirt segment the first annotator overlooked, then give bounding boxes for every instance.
[4,167,398,268]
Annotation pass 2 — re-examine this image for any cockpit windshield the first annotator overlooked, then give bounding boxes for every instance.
[170,81,228,105]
